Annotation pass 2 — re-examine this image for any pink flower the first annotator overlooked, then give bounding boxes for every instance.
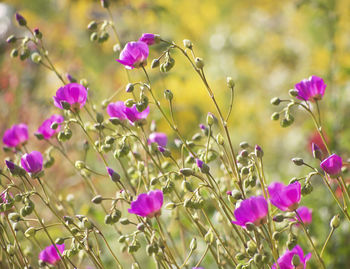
[320,154,343,177]
[232,196,268,227]
[272,245,311,269]
[36,114,64,139]
[3,123,28,148]
[268,182,301,211]
[21,151,43,174]
[53,83,88,111]
[148,132,167,147]
[295,206,312,226]
[39,244,65,265]
[128,190,163,218]
[295,75,326,102]
[107,102,149,125]
[116,41,149,69]
[139,33,159,46]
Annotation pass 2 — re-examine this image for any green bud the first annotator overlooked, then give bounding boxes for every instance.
[7,35,16,43]
[151,59,160,68]
[270,97,281,105]
[330,214,340,229]
[272,232,280,241]
[91,195,103,204]
[247,240,257,254]
[206,113,214,126]
[190,238,197,250]
[231,190,242,200]
[120,218,130,225]
[90,32,98,42]
[125,99,135,107]
[273,214,285,222]
[164,89,173,101]
[10,48,19,58]
[109,117,122,125]
[165,202,176,210]
[31,52,41,63]
[24,227,36,238]
[96,112,104,123]
[75,160,85,170]
[195,57,204,69]
[101,0,110,8]
[271,112,280,121]
[204,229,214,244]
[180,168,194,177]
[254,253,263,265]
[227,77,235,88]
[87,21,97,30]
[301,183,313,195]
[216,133,225,145]
[292,255,301,267]
[9,213,21,222]
[7,244,15,256]
[292,158,304,166]
[289,89,299,97]
[55,237,65,244]
[181,180,193,192]
[183,39,192,49]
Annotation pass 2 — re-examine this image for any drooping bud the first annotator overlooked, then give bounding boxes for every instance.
[312,143,322,161]
[15,13,27,26]
[126,83,134,93]
[100,0,110,8]
[292,158,304,166]
[183,39,192,49]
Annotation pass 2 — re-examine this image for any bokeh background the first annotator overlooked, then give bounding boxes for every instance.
[1,0,350,267]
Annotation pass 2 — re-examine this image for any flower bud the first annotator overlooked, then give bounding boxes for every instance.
[34,27,42,39]
[24,227,36,238]
[90,32,98,42]
[31,52,41,64]
[10,49,19,58]
[204,229,214,244]
[240,141,249,149]
[206,113,214,126]
[15,13,27,26]
[9,213,21,222]
[289,89,299,97]
[227,77,235,88]
[151,59,160,68]
[126,83,134,93]
[120,218,130,225]
[292,158,304,166]
[109,117,122,125]
[272,232,280,240]
[6,35,16,43]
[271,112,280,121]
[164,89,173,101]
[125,99,135,107]
[165,203,176,210]
[91,195,103,204]
[312,143,322,161]
[87,21,97,30]
[75,160,85,170]
[292,255,301,267]
[104,214,113,225]
[270,97,281,105]
[189,238,197,251]
[195,57,204,69]
[55,237,65,244]
[216,134,224,145]
[273,214,284,222]
[7,244,15,256]
[183,39,192,49]
[330,214,340,229]
[101,0,110,8]
[231,190,242,200]
[301,182,313,195]
[180,168,194,177]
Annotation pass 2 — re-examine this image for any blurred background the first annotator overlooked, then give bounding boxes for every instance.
[1,0,350,267]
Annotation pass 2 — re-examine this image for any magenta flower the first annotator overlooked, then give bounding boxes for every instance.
[3,123,28,148]
[232,196,268,227]
[294,75,326,102]
[39,244,65,265]
[268,182,301,211]
[36,114,64,139]
[53,83,88,111]
[295,206,312,226]
[272,245,311,269]
[124,105,150,125]
[116,41,149,69]
[148,132,167,147]
[320,154,343,176]
[107,101,128,121]
[107,102,149,125]
[128,190,163,218]
[139,33,158,46]
[21,151,43,174]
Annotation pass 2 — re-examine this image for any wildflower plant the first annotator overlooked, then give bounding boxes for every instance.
[1,2,349,269]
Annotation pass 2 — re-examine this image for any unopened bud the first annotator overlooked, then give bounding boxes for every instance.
[24,227,36,238]
[292,158,304,166]
[227,77,235,88]
[92,195,103,204]
[270,97,281,105]
[183,39,192,49]
[180,168,194,177]
[126,83,134,93]
[195,57,204,69]
[75,160,85,170]
[164,89,173,101]
[330,215,340,229]
[151,59,160,68]
[289,89,299,97]
[31,52,41,64]
[190,238,197,250]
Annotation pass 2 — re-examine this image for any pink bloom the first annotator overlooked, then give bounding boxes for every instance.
[148,132,167,147]
[39,244,65,265]
[128,190,163,218]
[272,245,311,269]
[21,151,43,174]
[116,41,149,69]
[53,83,88,111]
[139,33,157,46]
[320,154,342,176]
[3,123,28,148]
[268,182,301,211]
[232,196,268,227]
[36,114,64,139]
[107,101,128,121]
[295,206,312,226]
[295,75,326,102]
[123,105,149,125]
[107,102,149,125]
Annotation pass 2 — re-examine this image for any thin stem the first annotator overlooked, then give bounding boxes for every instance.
[320,227,335,257]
